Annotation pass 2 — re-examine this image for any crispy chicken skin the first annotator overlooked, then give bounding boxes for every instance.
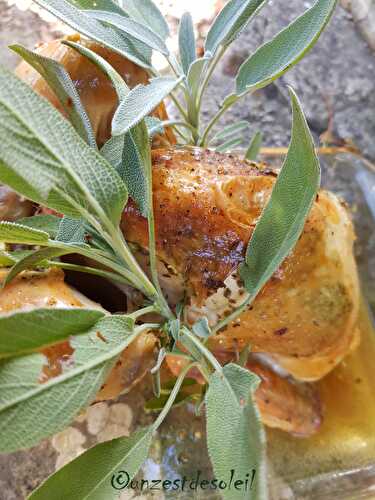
[15,36,175,147]
[0,269,158,396]
[122,148,360,381]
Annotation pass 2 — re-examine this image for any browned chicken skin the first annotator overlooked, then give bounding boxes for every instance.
[123,148,360,381]
[15,35,175,147]
[6,38,361,436]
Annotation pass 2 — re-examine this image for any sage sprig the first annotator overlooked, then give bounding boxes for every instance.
[0,0,339,497]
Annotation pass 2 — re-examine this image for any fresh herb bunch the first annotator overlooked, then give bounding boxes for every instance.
[0,0,337,498]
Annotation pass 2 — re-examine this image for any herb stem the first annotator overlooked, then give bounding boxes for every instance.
[169,92,189,121]
[181,327,222,374]
[128,305,157,320]
[212,293,254,334]
[145,158,175,321]
[196,46,226,113]
[199,97,238,147]
[162,120,197,134]
[152,361,197,430]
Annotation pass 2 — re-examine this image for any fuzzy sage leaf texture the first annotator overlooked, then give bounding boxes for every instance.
[120,0,170,41]
[0,67,128,226]
[86,10,169,55]
[179,12,196,75]
[10,44,96,148]
[205,364,267,500]
[205,0,268,55]
[0,222,49,245]
[0,308,104,358]
[33,0,152,68]
[112,77,183,136]
[28,429,153,500]
[236,0,337,94]
[239,88,320,298]
[0,316,138,453]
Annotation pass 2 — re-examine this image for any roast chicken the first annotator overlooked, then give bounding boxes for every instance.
[0,37,360,437]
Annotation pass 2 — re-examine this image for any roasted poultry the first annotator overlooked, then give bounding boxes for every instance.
[0,37,360,437]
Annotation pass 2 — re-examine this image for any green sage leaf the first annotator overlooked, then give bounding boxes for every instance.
[34,0,151,68]
[205,0,267,55]
[0,315,136,452]
[192,318,212,339]
[87,10,169,55]
[3,247,72,287]
[239,88,320,297]
[10,44,96,148]
[29,428,153,500]
[0,308,104,358]
[187,55,211,101]
[112,77,183,136]
[56,217,87,245]
[179,12,196,75]
[212,120,249,143]
[245,131,263,161]
[205,363,267,500]
[120,0,169,41]
[17,215,61,239]
[0,221,49,245]
[67,0,125,15]
[0,67,127,226]
[216,137,243,153]
[236,0,337,94]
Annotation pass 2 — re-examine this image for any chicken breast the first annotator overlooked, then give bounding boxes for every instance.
[15,35,175,148]
[122,148,360,381]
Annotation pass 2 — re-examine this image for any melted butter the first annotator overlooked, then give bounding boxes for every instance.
[268,298,375,481]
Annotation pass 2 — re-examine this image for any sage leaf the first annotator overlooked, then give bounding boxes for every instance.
[56,216,87,245]
[10,44,96,148]
[0,67,127,226]
[192,318,212,339]
[0,316,136,452]
[101,128,149,216]
[67,0,125,15]
[205,0,268,55]
[0,221,49,245]
[3,247,72,286]
[236,0,337,94]
[29,428,153,500]
[34,0,151,68]
[239,88,320,298]
[120,0,169,41]
[0,308,104,358]
[87,10,169,55]
[187,55,211,100]
[112,77,183,136]
[212,120,249,143]
[245,131,263,161]
[216,137,243,153]
[205,363,267,500]
[17,215,61,239]
[179,12,196,75]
